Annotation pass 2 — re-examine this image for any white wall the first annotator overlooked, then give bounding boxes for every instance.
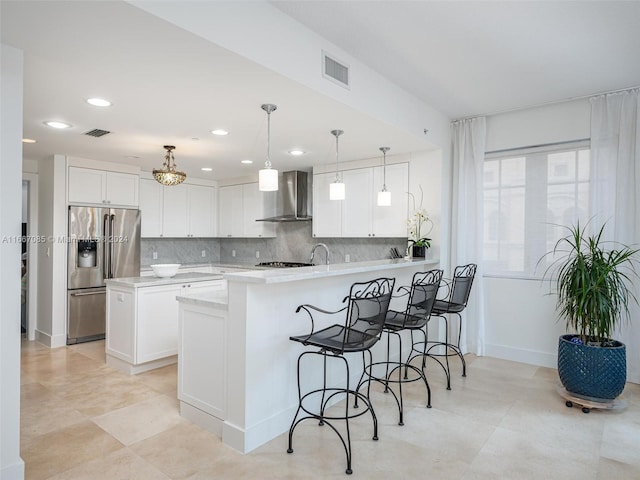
[1,43,26,480]
[483,99,592,369]
[35,155,67,347]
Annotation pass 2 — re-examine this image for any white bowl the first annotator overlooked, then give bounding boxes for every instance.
[150,263,181,278]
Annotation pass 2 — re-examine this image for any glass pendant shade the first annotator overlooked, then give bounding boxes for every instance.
[259,104,279,191]
[377,146,391,206]
[330,181,345,200]
[153,145,186,186]
[377,189,391,206]
[259,167,278,191]
[330,129,345,201]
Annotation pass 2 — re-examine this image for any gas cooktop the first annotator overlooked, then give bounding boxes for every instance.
[256,261,314,268]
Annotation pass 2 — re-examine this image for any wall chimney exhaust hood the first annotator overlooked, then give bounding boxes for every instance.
[256,170,312,222]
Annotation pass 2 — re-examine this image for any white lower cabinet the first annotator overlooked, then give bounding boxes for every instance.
[106,279,224,374]
[313,162,409,238]
[178,300,228,429]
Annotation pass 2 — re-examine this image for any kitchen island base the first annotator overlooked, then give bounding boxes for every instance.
[177,259,439,454]
[106,353,177,375]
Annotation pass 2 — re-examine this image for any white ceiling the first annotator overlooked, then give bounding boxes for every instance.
[272,1,640,119]
[3,1,639,181]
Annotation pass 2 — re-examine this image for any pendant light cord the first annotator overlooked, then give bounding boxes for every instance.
[265,110,272,169]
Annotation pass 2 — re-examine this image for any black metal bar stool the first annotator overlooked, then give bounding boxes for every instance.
[357,269,442,426]
[286,277,395,475]
[422,263,477,390]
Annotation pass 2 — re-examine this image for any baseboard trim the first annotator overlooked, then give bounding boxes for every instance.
[485,343,557,369]
[0,458,25,480]
[33,329,67,348]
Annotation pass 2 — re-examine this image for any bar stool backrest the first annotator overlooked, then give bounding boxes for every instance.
[406,269,443,320]
[345,277,395,350]
[449,263,477,307]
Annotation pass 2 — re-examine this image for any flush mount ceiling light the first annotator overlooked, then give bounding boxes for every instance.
[22,138,37,144]
[211,129,228,136]
[329,129,345,201]
[153,145,186,186]
[289,149,305,156]
[258,104,278,191]
[377,147,391,206]
[201,167,213,172]
[44,120,71,129]
[86,98,112,107]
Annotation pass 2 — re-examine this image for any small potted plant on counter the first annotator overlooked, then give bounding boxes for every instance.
[541,221,639,409]
[407,186,432,258]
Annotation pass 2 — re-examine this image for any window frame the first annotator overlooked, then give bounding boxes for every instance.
[483,140,591,280]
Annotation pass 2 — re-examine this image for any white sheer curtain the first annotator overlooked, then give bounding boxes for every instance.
[590,88,640,383]
[450,117,486,355]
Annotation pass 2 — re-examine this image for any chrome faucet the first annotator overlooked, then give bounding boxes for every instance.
[309,243,330,265]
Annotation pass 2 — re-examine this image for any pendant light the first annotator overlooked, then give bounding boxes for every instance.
[153,145,186,186]
[259,104,278,191]
[329,129,345,200]
[377,146,391,206]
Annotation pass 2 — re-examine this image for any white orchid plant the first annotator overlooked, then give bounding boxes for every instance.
[407,186,433,248]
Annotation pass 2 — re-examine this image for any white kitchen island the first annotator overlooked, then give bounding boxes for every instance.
[105,272,225,374]
[176,258,438,454]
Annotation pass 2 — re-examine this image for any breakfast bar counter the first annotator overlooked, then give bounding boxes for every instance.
[176,258,438,453]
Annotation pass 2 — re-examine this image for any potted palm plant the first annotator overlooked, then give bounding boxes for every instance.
[541,221,639,402]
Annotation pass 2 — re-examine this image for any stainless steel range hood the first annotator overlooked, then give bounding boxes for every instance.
[257,170,312,222]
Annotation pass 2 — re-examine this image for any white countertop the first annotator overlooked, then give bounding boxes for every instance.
[106,272,224,288]
[176,289,229,310]
[224,258,439,284]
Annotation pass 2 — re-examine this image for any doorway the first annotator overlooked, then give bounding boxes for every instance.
[22,173,38,341]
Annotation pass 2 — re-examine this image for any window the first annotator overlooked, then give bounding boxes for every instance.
[483,141,590,277]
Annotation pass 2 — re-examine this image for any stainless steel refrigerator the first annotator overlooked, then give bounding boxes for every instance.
[67,206,140,344]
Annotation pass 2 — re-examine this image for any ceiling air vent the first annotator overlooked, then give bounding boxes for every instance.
[322,51,350,89]
[84,128,111,138]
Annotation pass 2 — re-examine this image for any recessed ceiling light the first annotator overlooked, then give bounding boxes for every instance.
[86,98,112,107]
[124,155,140,159]
[44,120,72,129]
[211,129,228,136]
[241,160,253,164]
[289,149,305,156]
[201,167,213,172]
[22,138,37,144]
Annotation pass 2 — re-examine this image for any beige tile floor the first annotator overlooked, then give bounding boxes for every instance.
[20,339,640,479]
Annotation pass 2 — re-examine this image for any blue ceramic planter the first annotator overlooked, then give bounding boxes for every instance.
[557,334,626,400]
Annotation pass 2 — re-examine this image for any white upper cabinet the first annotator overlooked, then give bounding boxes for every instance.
[218,183,276,238]
[371,162,409,237]
[68,166,139,207]
[187,184,216,237]
[313,162,409,238]
[139,179,217,238]
[312,172,342,238]
[139,179,163,237]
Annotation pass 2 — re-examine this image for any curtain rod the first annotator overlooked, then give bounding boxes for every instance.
[485,138,590,155]
[453,85,640,122]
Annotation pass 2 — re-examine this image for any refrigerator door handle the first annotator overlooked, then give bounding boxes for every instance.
[109,214,115,278]
[70,290,105,297]
[103,213,109,280]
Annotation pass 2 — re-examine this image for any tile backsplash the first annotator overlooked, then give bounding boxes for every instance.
[141,222,411,267]
[141,238,221,267]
